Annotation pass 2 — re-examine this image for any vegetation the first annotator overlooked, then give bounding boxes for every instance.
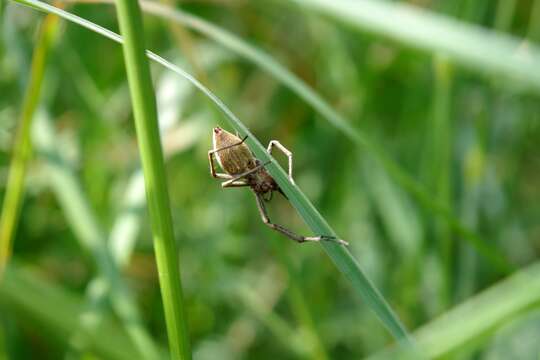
[1,0,539,359]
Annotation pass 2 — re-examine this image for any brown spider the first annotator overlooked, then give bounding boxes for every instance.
[208,127,348,246]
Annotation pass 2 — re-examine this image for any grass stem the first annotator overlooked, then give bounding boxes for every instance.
[0,11,60,276]
[113,0,191,357]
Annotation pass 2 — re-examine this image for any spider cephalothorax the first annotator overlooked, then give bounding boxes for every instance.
[208,127,348,246]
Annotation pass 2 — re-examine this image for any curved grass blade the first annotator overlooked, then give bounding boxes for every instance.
[289,0,540,93]
[369,261,540,359]
[9,0,417,348]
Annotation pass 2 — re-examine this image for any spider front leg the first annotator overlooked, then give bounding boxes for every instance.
[208,150,233,180]
[223,181,249,188]
[209,153,249,188]
[253,192,349,246]
[208,152,253,188]
[267,140,295,184]
[221,161,271,188]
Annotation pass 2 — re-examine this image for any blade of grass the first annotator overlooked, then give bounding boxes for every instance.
[113,0,191,358]
[288,0,540,93]
[421,56,454,310]
[363,159,422,260]
[10,0,415,348]
[455,142,483,303]
[369,260,540,359]
[0,11,59,276]
[0,263,144,360]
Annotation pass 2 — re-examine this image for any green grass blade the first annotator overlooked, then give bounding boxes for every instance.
[113,0,191,358]
[289,0,540,93]
[0,12,59,275]
[8,0,417,347]
[369,260,540,359]
[421,56,454,309]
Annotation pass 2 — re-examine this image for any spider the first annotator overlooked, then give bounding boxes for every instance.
[208,127,348,246]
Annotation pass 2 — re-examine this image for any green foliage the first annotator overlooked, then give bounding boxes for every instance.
[1,0,540,359]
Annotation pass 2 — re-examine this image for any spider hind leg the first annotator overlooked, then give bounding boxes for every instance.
[253,192,348,246]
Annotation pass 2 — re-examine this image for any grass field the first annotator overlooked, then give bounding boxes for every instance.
[1,0,540,359]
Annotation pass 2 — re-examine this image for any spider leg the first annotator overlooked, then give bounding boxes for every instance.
[253,192,348,246]
[212,135,248,154]
[209,151,252,188]
[221,161,270,188]
[208,150,233,179]
[264,191,273,202]
[222,180,250,188]
[267,140,295,184]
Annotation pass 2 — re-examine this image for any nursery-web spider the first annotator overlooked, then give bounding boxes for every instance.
[208,127,348,246]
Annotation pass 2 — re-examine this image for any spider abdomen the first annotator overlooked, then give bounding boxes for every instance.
[213,127,256,175]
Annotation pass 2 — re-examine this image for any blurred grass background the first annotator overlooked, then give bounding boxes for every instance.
[1,0,540,359]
